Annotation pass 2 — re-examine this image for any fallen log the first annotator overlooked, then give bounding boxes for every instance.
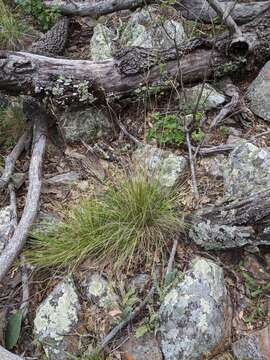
[43,0,270,24]
[43,0,154,17]
[1,6,269,102]
[189,187,270,250]
[0,98,48,283]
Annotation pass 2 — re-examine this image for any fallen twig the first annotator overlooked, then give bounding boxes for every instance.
[166,239,178,275]
[193,144,236,156]
[0,126,32,190]
[113,117,142,146]
[0,99,48,283]
[185,126,199,201]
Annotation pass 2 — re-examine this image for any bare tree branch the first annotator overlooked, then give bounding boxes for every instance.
[0,99,48,283]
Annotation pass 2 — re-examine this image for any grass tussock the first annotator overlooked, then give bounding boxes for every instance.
[0,0,25,49]
[26,173,185,271]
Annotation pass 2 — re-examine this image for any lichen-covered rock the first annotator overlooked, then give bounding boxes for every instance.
[84,273,119,310]
[60,107,112,144]
[122,7,186,50]
[232,325,270,360]
[89,7,186,60]
[0,206,15,254]
[90,24,114,60]
[122,333,163,360]
[181,83,226,111]
[200,155,227,180]
[133,145,187,188]
[223,142,270,198]
[246,61,270,122]
[34,277,80,360]
[159,258,226,360]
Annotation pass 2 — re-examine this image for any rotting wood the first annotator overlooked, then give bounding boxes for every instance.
[1,7,270,103]
[0,98,48,283]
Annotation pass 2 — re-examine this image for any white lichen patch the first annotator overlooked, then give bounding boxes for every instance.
[86,273,119,310]
[34,277,80,343]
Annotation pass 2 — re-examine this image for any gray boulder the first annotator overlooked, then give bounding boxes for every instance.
[246,61,270,122]
[223,142,270,198]
[90,24,115,61]
[0,206,15,254]
[34,277,80,359]
[122,7,187,50]
[90,7,187,60]
[133,145,187,189]
[59,107,112,144]
[159,258,226,360]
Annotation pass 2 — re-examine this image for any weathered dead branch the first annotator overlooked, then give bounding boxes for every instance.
[0,126,32,190]
[0,346,24,360]
[43,0,270,25]
[0,98,48,283]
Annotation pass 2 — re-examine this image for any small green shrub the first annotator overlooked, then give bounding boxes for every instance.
[0,0,25,49]
[26,172,184,271]
[18,0,59,30]
[146,112,185,146]
[0,100,25,147]
[191,129,204,143]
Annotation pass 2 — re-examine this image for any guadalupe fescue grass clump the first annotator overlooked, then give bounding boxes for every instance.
[0,0,25,49]
[27,174,184,271]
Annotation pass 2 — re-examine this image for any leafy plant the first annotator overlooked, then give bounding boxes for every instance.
[5,310,23,350]
[191,129,204,143]
[0,0,26,49]
[146,112,185,146]
[0,100,25,147]
[26,172,185,271]
[241,270,270,325]
[18,0,59,30]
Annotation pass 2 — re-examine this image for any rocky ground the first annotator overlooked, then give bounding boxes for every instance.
[1,3,270,360]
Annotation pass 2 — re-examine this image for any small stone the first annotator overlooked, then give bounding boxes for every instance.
[159,258,226,360]
[130,274,150,293]
[232,325,270,360]
[84,273,119,310]
[246,60,270,122]
[181,84,226,111]
[133,145,187,189]
[60,107,112,144]
[34,277,80,360]
[223,142,270,198]
[11,172,26,189]
[122,333,162,360]
[45,171,81,185]
[200,155,227,179]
